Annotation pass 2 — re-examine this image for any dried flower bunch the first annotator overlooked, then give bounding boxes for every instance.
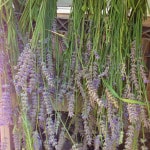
[0,0,150,150]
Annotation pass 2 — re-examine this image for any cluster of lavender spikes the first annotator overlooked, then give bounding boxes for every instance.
[9,35,150,150]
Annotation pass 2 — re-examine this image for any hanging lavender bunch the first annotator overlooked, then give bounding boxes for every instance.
[120,63,126,80]
[46,50,55,79]
[14,43,36,94]
[105,88,119,109]
[94,135,101,150]
[46,117,58,148]
[20,91,29,112]
[99,119,107,139]
[105,99,122,148]
[127,94,139,124]
[89,61,97,79]
[41,62,55,95]
[81,89,92,146]
[38,94,46,128]
[12,128,21,150]
[130,42,140,91]
[110,117,121,148]
[140,105,150,128]
[70,52,76,71]
[58,82,67,102]
[75,70,87,101]
[43,88,53,115]
[140,64,149,83]
[89,60,100,90]
[28,67,37,93]
[82,98,91,120]
[57,63,68,102]
[102,135,113,150]
[67,91,75,117]
[0,84,12,126]
[124,125,135,150]
[84,21,92,64]
[55,113,61,134]
[85,72,104,108]
[32,130,42,150]
[66,75,75,117]
[123,81,139,124]
[30,90,38,128]
[83,119,92,146]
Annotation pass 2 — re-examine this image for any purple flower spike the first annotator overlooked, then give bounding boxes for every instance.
[92,78,100,89]
[0,84,12,126]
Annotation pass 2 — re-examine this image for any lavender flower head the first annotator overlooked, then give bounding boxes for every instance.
[0,84,12,126]
[92,78,100,90]
[14,43,36,94]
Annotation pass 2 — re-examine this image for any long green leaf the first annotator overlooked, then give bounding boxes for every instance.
[102,79,146,105]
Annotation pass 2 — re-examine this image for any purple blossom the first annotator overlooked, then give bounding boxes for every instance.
[103,135,112,150]
[14,43,37,93]
[0,84,12,126]
[67,91,75,117]
[110,117,121,147]
[13,129,21,150]
[127,103,139,123]
[124,125,135,149]
[46,117,58,148]
[43,89,53,115]
[38,94,46,129]
[83,119,92,146]
[92,78,100,89]
[94,135,101,150]
[41,62,55,94]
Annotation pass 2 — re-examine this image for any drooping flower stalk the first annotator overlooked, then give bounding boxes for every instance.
[46,117,58,148]
[12,128,21,150]
[67,91,75,117]
[124,125,135,150]
[0,84,12,126]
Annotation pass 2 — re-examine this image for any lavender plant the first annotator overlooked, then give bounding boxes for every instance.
[0,0,150,149]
